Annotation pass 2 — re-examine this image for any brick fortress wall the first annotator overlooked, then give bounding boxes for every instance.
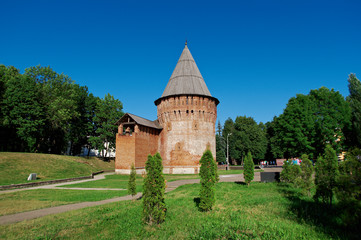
[156,95,217,174]
[115,124,159,174]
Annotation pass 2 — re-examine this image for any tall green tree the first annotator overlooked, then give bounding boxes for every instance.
[215,121,226,164]
[24,65,80,153]
[199,150,218,211]
[270,94,316,159]
[143,153,166,225]
[346,74,361,148]
[270,87,350,159]
[90,93,123,158]
[243,151,255,186]
[229,116,267,163]
[2,73,44,152]
[310,87,351,155]
[314,145,339,207]
[222,118,235,164]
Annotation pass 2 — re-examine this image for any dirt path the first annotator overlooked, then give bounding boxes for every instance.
[0,168,282,225]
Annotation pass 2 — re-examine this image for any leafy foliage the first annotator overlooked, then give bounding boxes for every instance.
[89,93,123,158]
[128,164,137,197]
[222,116,267,164]
[336,148,361,204]
[0,64,123,156]
[280,160,301,184]
[270,87,350,159]
[143,153,166,225]
[199,150,218,211]
[299,154,314,196]
[215,121,226,163]
[346,74,361,148]
[314,145,339,206]
[243,151,254,186]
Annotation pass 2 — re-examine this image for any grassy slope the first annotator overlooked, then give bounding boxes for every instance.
[1,182,355,239]
[0,152,114,185]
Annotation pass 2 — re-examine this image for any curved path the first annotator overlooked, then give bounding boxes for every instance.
[0,168,281,225]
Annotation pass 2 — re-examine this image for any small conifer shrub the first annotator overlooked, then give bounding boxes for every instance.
[244,151,255,186]
[199,149,218,211]
[314,145,339,207]
[128,163,137,198]
[299,154,314,196]
[280,160,292,183]
[142,153,167,225]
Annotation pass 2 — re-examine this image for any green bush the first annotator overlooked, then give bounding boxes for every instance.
[243,151,254,186]
[199,149,217,211]
[128,163,136,197]
[336,148,361,225]
[299,154,314,196]
[280,159,301,185]
[142,153,166,225]
[314,145,339,207]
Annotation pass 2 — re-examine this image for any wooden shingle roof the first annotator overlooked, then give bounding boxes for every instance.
[155,44,219,105]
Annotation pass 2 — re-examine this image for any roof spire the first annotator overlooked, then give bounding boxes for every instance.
[185,40,187,46]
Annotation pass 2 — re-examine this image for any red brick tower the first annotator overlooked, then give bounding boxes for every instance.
[154,43,219,174]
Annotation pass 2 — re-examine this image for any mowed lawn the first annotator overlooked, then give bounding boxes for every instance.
[0,189,128,216]
[1,182,355,240]
[0,152,115,185]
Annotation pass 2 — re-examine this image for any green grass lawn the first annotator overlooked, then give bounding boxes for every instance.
[0,152,115,185]
[0,189,128,216]
[1,182,356,239]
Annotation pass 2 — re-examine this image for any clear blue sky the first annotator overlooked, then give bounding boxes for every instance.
[1,0,360,125]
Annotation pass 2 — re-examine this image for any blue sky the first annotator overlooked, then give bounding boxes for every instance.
[1,0,360,125]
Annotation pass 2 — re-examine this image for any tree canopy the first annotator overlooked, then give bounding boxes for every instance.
[0,64,123,156]
[222,116,267,164]
[269,87,350,159]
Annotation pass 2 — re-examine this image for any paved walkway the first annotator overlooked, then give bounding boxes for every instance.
[0,168,282,225]
[0,173,117,194]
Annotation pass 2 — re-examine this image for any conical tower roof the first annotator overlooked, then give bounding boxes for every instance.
[155,43,219,105]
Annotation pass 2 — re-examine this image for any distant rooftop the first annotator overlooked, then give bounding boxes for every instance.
[116,113,162,129]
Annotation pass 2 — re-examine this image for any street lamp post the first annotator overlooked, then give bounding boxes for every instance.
[226,133,232,170]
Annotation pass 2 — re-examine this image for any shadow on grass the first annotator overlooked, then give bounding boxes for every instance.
[234,181,247,185]
[193,197,200,209]
[277,183,361,240]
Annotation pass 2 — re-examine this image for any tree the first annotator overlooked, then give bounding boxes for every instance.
[243,151,254,186]
[314,145,339,207]
[222,116,267,164]
[299,154,314,196]
[143,153,166,225]
[346,74,361,148]
[336,148,361,204]
[310,87,351,156]
[128,163,137,198]
[2,74,44,152]
[24,65,80,154]
[336,148,361,225]
[222,118,235,164]
[270,94,316,159]
[270,87,351,159]
[199,150,217,211]
[215,121,226,164]
[90,93,124,158]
